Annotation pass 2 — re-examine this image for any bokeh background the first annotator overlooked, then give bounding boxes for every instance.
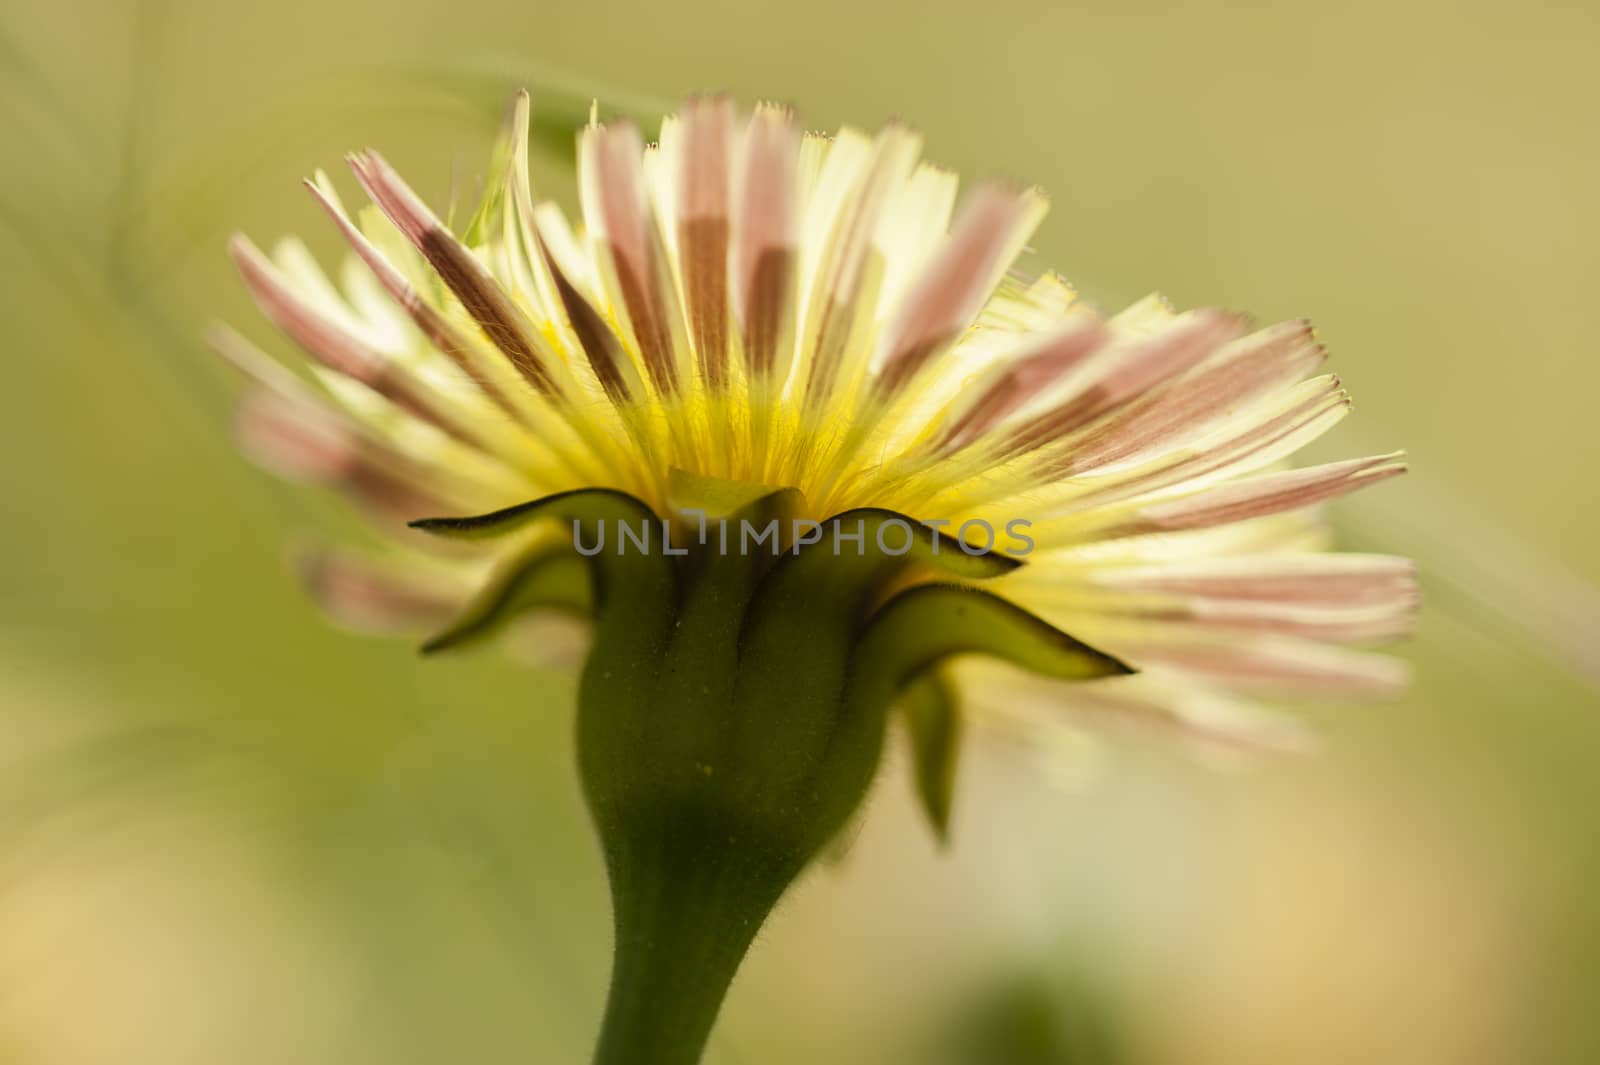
[3,1,1598,1062]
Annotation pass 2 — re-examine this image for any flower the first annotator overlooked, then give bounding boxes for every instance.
[218,89,1416,1065]
[220,90,1413,773]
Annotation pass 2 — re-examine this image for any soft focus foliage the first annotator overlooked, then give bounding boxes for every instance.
[2,1,1597,1064]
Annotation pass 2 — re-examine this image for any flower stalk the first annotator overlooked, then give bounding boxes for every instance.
[404,478,1128,1063]
[410,479,1132,1062]
[586,798,805,1065]
[573,484,887,1064]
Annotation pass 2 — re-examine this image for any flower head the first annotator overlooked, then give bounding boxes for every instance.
[220,89,1417,1065]
[221,90,1414,794]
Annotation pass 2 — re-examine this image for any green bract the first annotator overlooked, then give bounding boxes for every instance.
[412,475,1131,1065]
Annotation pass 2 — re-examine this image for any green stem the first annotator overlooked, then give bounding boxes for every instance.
[590,820,798,1065]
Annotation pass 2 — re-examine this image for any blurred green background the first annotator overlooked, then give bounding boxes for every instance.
[3,0,1598,1062]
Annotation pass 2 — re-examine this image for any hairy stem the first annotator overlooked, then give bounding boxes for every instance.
[590,814,798,1065]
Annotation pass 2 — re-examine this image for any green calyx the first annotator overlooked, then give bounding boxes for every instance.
[410,475,1132,1065]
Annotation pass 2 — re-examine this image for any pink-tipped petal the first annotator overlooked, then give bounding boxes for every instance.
[1058,319,1325,475]
[1100,553,1418,605]
[236,390,358,483]
[236,390,465,523]
[1003,310,1246,457]
[1131,634,1413,698]
[874,182,1047,398]
[798,125,921,407]
[1129,453,1409,534]
[303,178,522,418]
[534,227,641,405]
[580,120,684,395]
[349,151,558,396]
[228,235,383,382]
[732,104,800,383]
[678,95,736,389]
[296,548,459,634]
[936,319,1109,453]
[229,234,495,450]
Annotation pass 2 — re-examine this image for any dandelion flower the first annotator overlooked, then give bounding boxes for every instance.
[218,90,1415,1065]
